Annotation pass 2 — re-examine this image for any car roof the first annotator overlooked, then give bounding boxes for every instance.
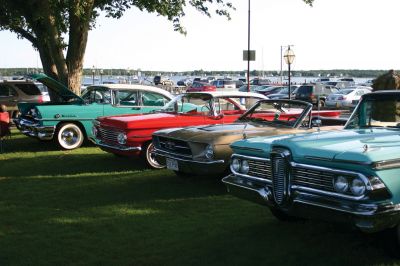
[184,91,268,99]
[86,84,173,98]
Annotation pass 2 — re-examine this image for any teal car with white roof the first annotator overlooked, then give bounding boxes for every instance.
[15,74,172,149]
[223,90,400,252]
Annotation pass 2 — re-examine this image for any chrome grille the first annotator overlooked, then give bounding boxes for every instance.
[157,137,192,156]
[271,155,287,205]
[98,127,122,144]
[247,160,272,180]
[292,167,335,192]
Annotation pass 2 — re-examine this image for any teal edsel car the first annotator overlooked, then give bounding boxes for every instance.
[14,74,173,149]
[223,90,400,252]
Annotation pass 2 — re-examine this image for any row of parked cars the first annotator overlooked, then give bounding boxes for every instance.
[11,74,400,255]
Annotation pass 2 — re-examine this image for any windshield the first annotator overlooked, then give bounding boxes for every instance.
[160,94,214,114]
[346,94,400,129]
[238,100,311,128]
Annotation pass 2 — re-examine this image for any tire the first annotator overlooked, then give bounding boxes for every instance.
[269,207,303,222]
[56,123,84,150]
[141,142,165,169]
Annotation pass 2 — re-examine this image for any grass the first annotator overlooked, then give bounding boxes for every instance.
[0,130,400,265]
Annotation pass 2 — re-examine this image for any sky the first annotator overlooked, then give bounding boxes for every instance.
[0,0,400,72]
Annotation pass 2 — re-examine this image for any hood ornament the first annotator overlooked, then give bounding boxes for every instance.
[242,123,248,139]
[363,144,369,153]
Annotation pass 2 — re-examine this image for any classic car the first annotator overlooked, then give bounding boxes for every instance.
[223,90,400,251]
[14,74,173,149]
[92,91,268,168]
[153,99,344,177]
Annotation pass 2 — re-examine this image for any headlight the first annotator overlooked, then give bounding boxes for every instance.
[204,145,214,159]
[333,176,349,193]
[350,178,366,196]
[92,126,98,137]
[240,160,249,174]
[231,158,241,172]
[117,133,127,145]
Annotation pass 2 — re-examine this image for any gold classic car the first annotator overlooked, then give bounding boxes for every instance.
[152,99,345,177]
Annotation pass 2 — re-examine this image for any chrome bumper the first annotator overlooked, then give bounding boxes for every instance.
[154,148,226,174]
[222,174,400,233]
[95,140,142,151]
[14,117,55,140]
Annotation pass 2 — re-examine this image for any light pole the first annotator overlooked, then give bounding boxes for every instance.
[247,0,251,92]
[91,65,95,85]
[283,46,295,99]
[100,69,103,84]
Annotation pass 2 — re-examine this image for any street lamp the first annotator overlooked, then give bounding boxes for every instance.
[91,65,95,85]
[283,46,295,99]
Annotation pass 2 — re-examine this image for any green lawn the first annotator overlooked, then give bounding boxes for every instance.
[0,130,399,265]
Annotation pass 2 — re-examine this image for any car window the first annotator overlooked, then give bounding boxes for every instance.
[141,91,169,106]
[296,86,313,94]
[338,89,354,95]
[82,88,111,104]
[13,83,41,95]
[0,85,11,97]
[114,90,138,106]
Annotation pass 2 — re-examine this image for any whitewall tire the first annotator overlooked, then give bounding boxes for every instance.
[56,123,84,150]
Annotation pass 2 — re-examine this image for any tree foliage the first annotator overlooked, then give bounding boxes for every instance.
[0,0,313,94]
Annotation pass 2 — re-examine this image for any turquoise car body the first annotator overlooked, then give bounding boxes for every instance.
[15,74,172,149]
[223,90,400,234]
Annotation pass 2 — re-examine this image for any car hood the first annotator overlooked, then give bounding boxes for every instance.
[29,74,84,103]
[97,112,181,129]
[154,123,312,145]
[234,128,400,164]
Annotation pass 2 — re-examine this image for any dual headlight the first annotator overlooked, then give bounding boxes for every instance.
[231,158,250,175]
[117,133,127,145]
[333,175,366,196]
[204,144,214,159]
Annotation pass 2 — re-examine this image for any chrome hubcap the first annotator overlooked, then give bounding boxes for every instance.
[61,128,79,146]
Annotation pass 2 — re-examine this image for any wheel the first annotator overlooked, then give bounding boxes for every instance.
[269,207,303,222]
[141,142,165,169]
[56,123,84,150]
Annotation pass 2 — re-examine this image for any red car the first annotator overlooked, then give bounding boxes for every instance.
[186,82,216,92]
[92,92,268,168]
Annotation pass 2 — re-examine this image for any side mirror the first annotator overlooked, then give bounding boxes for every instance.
[212,113,224,120]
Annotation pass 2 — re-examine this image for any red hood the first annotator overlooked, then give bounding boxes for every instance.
[98,112,188,130]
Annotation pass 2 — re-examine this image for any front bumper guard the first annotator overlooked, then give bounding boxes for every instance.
[15,118,55,140]
[95,140,142,152]
[222,174,400,233]
[154,148,225,165]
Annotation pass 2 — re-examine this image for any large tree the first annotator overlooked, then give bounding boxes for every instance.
[0,0,313,94]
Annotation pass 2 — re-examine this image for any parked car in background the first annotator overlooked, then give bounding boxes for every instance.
[153,99,344,177]
[294,84,339,106]
[177,79,192,86]
[92,91,268,169]
[338,77,356,86]
[326,81,352,90]
[186,82,216,92]
[267,85,300,99]
[326,87,372,107]
[238,84,258,92]
[153,76,173,86]
[223,90,400,255]
[211,79,237,90]
[0,79,49,119]
[14,74,173,150]
[234,80,245,88]
[250,78,272,86]
[256,86,285,96]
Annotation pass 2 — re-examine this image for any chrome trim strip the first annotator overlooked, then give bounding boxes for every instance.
[304,156,372,166]
[96,141,141,151]
[231,153,271,162]
[291,185,365,201]
[154,148,224,164]
[154,147,192,159]
[231,146,265,153]
[373,159,400,170]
